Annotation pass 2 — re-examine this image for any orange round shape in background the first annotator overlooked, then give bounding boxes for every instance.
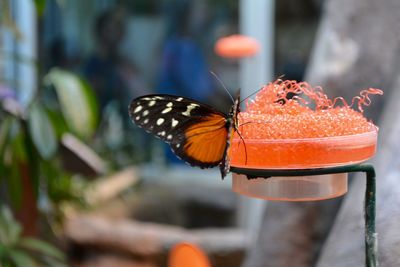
[215,34,260,58]
[169,243,211,267]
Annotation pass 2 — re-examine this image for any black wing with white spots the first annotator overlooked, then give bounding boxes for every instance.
[128,94,239,178]
[129,94,226,142]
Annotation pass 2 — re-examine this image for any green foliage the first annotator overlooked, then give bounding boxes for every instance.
[0,3,101,266]
[1,0,100,231]
[41,160,85,205]
[33,0,47,17]
[0,69,98,215]
[0,206,67,267]
[1,118,26,208]
[45,68,99,140]
[28,102,57,160]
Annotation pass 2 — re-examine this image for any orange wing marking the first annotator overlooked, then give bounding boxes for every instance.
[184,114,227,164]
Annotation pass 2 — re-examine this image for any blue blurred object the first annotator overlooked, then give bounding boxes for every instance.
[157,36,213,101]
[157,36,214,164]
[157,1,214,165]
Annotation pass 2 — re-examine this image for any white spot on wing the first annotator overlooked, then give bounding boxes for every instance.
[157,118,165,125]
[167,102,173,107]
[135,116,140,120]
[162,107,172,114]
[182,103,199,116]
[142,110,149,116]
[172,118,179,127]
[167,134,172,140]
[134,105,142,113]
[148,100,156,106]
[143,118,149,124]
[176,97,183,101]
[158,131,166,137]
[176,144,181,148]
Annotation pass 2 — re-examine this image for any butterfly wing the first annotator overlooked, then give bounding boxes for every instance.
[129,95,229,169]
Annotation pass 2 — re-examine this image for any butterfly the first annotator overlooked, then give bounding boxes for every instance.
[128,93,241,178]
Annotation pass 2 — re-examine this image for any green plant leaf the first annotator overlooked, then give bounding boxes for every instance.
[23,131,40,199]
[45,68,98,140]
[7,143,24,209]
[10,125,27,163]
[19,238,65,261]
[34,0,47,17]
[8,249,37,267]
[0,206,22,245]
[0,116,13,157]
[0,116,13,178]
[27,102,57,160]
[46,108,68,139]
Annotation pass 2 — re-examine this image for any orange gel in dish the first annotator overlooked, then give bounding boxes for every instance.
[229,79,382,169]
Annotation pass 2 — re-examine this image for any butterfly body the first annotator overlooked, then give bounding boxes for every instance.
[129,94,240,178]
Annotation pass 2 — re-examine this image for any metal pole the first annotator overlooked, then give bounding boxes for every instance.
[364,165,377,267]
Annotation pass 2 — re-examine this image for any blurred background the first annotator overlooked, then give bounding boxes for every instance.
[1,0,399,267]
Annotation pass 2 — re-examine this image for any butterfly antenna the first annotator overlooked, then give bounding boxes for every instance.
[239,75,286,105]
[237,127,248,165]
[237,113,248,164]
[239,87,264,105]
[210,71,235,104]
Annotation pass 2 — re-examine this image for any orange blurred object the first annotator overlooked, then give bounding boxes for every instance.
[169,243,211,267]
[214,34,260,58]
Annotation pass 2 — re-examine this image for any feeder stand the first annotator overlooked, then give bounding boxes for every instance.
[230,163,377,267]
